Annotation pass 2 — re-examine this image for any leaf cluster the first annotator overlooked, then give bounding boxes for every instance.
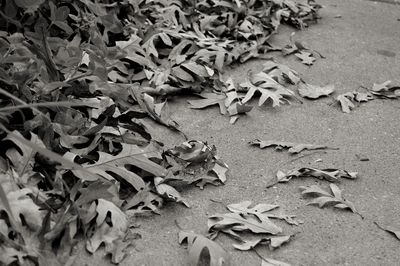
[0,0,320,264]
[336,81,400,113]
[208,201,299,250]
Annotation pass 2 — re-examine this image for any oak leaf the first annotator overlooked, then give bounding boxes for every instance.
[269,167,357,187]
[249,139,333,154]
[154,177,190,207]
[298,83,335,99]
[336,92,356,113]
[240,72,294,107]
[261,257,292,266]
[233,235,292,251]
[300,184,359,215]
[86,199,128,253]
[263,60,300,85]
[227,201,301,225]
[295,51,315,65]
[178,231,230,266]
[374,222,400,241]
[188,92,227,115]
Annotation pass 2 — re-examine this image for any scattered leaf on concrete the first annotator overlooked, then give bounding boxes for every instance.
[188,92,227,115]
[178,231,230,266]
[298,83,335,99]
[336,81,400,113]
[300,184,359,215]
[233,235,292,251]
[263,60,301,85]
[374,222,400,240]
[268,167,357,187]
[86,199,129,253]
[370,80,400,98]
[208,212,282,238]
[295,51,316,65]
[249,139,333,154]
[227,201,301,226]
[354,91,373,102]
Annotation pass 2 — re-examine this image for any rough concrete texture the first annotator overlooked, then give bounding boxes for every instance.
[76,0,400,265]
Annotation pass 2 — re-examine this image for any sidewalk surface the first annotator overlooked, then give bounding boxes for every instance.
[77,0,400,265]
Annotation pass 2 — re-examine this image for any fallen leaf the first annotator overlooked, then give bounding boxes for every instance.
[298,83,335,99]
[295,51,316,65]
[154,177,190,207]
[300,184,359,215]
[372,80,392,92]
[233,235,292,251]
[370,80,400,98]
[374,222,400,240]
[86,199,128,253]
[188,92,227,115]
[72,143,167,191]
[249,139,333,154]
[0,188,45,231]
[227,201,301,225]
[263,60,300,85]
[241,72,294,107]
[336,92,356,113]
[354,91,373,102]
[178,231,230,266]
[269,167,358,187]
[208,212,282,238]
[164,140,229,189]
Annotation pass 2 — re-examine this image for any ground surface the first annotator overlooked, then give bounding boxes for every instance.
[77,0,400,265]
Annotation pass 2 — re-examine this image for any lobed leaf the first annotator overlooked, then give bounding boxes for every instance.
[178,231,230,266]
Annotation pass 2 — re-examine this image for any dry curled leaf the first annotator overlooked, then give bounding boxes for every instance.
[71,143,167,190]
[164,140,229,189]
[227,201,301,226]
[300,184,360,215]
[269,167,357,187]
[249,139,333,154]
[188,92,227,114]
[154,177,190,207]
[178,231,230,266]
[233,235,292,251]
[295,51,316,65]
[263,60,300,85]
[0,188,45,231]
[374,222,400,240]
[208,212,282,238]
[336,92,356,113]
[86,199,129,253]
[371,80,400,98]
[240,72,294,107]
[298,83,335,99]
[188,78,252,124]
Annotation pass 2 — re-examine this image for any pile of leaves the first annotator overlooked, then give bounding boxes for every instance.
[0,0,321,264]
